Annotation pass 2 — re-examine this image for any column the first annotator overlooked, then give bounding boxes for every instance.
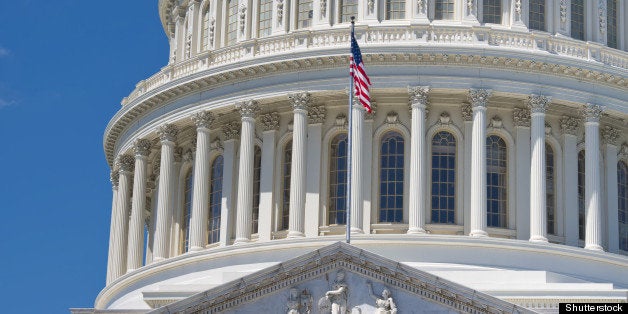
[305,105,325,237]
[169,147,184,257]
[234,101,260,244]
[602,127,620,253]
[513,107,531,240]
[408,86,430,234]
[468,89,492,237]
[288,92,310,238]
[127,139,152,271]
[153,124,179,262]
[220,122,240,246]
[461,104,473,235]
[561,116,580,246]
[258,113,280,241]
[109,155,134,280]
[529,95,551,243]
[583,103,604,251]
[189,111,215,251]
[362,103,377,234]
[350,99,365,234]
[106,171,119,285]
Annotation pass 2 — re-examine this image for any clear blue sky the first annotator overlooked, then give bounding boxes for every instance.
[0,1,168,313]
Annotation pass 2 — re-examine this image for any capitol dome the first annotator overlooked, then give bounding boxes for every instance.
[73,0,627,313]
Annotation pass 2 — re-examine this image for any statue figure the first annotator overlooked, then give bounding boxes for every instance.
[287,288,300,314]
[287,288,313,314]
[320,270,348,314]
[367,281,397,314]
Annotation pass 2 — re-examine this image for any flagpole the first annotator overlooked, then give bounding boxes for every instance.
[346,16,355,244]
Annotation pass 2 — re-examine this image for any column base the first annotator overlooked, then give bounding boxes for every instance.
[233,238,251,245]
[152,257,166,263]
[350,227,364,234]
[584,244,604,251]
[407,227,427,235]
[529,236,549,243]
[189,246,205,252]
[469,230,488,237]
[287,230,305,238]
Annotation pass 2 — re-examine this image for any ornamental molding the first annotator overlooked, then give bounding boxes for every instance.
[408,86,430,109]
[208,18,215,46]
[308,105,326,124]
[513,107,531,127]
[320,0,327,17]
[335,114,347,128]
[260,112,280,131]
[489,116,503,128]
[560,116,580,135]
[183,148,195,163]
[602,126,620,145]
[468,88,492,108]
[365,101,377,121]
[288,92,311,111]
[174,146,184,162]
[461,103,472,121]
[239,4,247,34]
[235,100,260,119]
[386,111,399,124]
[598,0,607,35]
[582,103,605,123]
[210,139,224,152]
[133,138,152,157]
[527,94,551,114]
[276,0,284,25]
[191,111,215,129]
[620,143,628,158]
[367,0,374,13]
[116,154,135,173]
[157,124,179,143]
[560,0,567,24]
[438,112,452,125]
[222,121,241,140]
[545,123,552,135]
[151,155,161,176]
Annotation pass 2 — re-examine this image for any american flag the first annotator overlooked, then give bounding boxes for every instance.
[350,31,372,113]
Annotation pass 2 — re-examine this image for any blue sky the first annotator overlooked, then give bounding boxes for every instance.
[0,1,168,313]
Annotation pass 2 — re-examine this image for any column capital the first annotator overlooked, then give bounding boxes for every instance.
[110,170,120,188]
[222,121,241,140]
[513,107,531,127]
[235,100,260,119]
[133,138,152,157]
[620,143,628,159]
[157,124,179,143]
[288,91,311,111]
[527,95,551,114]
[365,101,377,121]
[191,111,215,129]
[308,105,326,124]
[260,112,280,131]
[582,103,605,123]
[116,154,135,173]
[468,89,492,108]
[560,116,580,135]
[602,126,620,146]
[461,103,473,121]
[408,86,430,109]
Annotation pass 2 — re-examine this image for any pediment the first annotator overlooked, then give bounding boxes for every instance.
[151,242,532,314]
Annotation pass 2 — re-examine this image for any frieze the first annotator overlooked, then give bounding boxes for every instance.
[308,105,326,124]
[461,103,472,121]
[602,126,620,145]
[513,107,531,127]
[560,116,580,135]
[260,112,280,131]
[222,121,241,140]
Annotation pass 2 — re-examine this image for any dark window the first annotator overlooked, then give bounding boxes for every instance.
[208,156,223,244]
[486,135,507,228]
[431,131,456,224]
[329,133,348,225]
[379,131,404,223]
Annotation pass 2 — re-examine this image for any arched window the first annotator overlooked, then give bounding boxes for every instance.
[297,0,313,29]
[529,0,546,31]
[339,0,358,23]
[201,3,211,50]
[258,0,273,37]
[570,0,585,40]
[435,0,455,20]
[180,170,193,253]
[546,143,556,235]
[486,135,507,228]
[578,150,585,241]
[431,131,456,224]
[329,133,348,225]
[208,156,223,244]
[281,140,292,230]
[226,0,238,46]
[482,0,501,24]
[252,146,262,234]
[385,0,405,20]
[607,0,618,48]
[618,161,628,251]
[379,131,404,223]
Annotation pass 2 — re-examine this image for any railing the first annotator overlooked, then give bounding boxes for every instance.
[121,25,627,106]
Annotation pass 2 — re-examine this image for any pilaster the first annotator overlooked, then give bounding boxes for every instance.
[602,126,620,253]
[461,103,473,235]
[219,122,240,246]
[561,116,580,246]
[305,105,325,237]
[258,112,280,241]
[513,107,531,240]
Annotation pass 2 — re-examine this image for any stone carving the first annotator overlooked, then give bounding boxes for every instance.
[276,0,284,25]
[438,112,451,125]
[320,0,327,17]
[191,111,215,129]
[174,146,184,162]
[560,0,567,23]
[320,271,348,314]
[461,103,472,121]
[367,282,397,314]
[602,126,620,145]
[110,170,120,187]
[514,0,522,19]
[260,112,280,131]
[308,105,326,124]
[335,114,347,127]
[116,154,135,172]
[545,123,552,135]
[288,92,311,111]
[417,0,425,13]
[621,143,628,158]
[560,116,579,135]
[408,86,430,108]
[598,0,607,35]
[287,288,313,314]
[527,94,551,113]
[386,112,399,124]
[513,107,531,127]
[222,121,241,140]
[489,116,503,128]
[210,139,223,151]
[209,18,215,46]
[367,0,374,13]
[239,4,247,33]
[468,89,492,107]
[183,148,194,162]
[236,100,260,118]
[134,138,152,157]
[365,101,377,121]
[582,103,604,122]
[157,124,179,142]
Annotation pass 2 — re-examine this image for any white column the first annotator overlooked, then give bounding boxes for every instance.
[220,122,240,246]
[288,92,310,238]
[462,104,473,235]
[363,104,376,234]
[468,89,492,237]
[602,127,620,253]
[127,139,151,271]
[169,148,184,257]
[189,111,215,251]
[528,95,551,243]
[561,116,580,247]
[153,124,179,262]
[350,99,365,234]
[408,86,430,234]
[305,106,325,237]
[513,108,531,240]
[234,101,260,244]
[258,113,280,241]
[583,103,604,251]
[106,171,119,285]
[109,155,134,280]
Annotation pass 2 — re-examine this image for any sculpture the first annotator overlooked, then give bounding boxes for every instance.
[320,271,348,314]
[287,288,313,314]
[367,282,397,314]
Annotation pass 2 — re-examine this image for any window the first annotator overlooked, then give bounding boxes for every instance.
[339,0,358,23]
[329,133,348,225]
[607,0,618,48]
[546,143,556,235]
[281,141,292,230]
[379,131,404,223]
[385,0,405,20]
[618,161,628,251]
[297,0,313,29]
[435,0,455,20]
[180,170,193,253]
[431,131,456,224]
[529,0,546,31]
[570,0,585,40]
[201,3,210,50]
[258,0,273,37]
[578,150,585,241]
[252,146,261,234]
[486,135,507,228]
[226,0,238,46]
[208,156,223,244]
[483,0,502,24]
